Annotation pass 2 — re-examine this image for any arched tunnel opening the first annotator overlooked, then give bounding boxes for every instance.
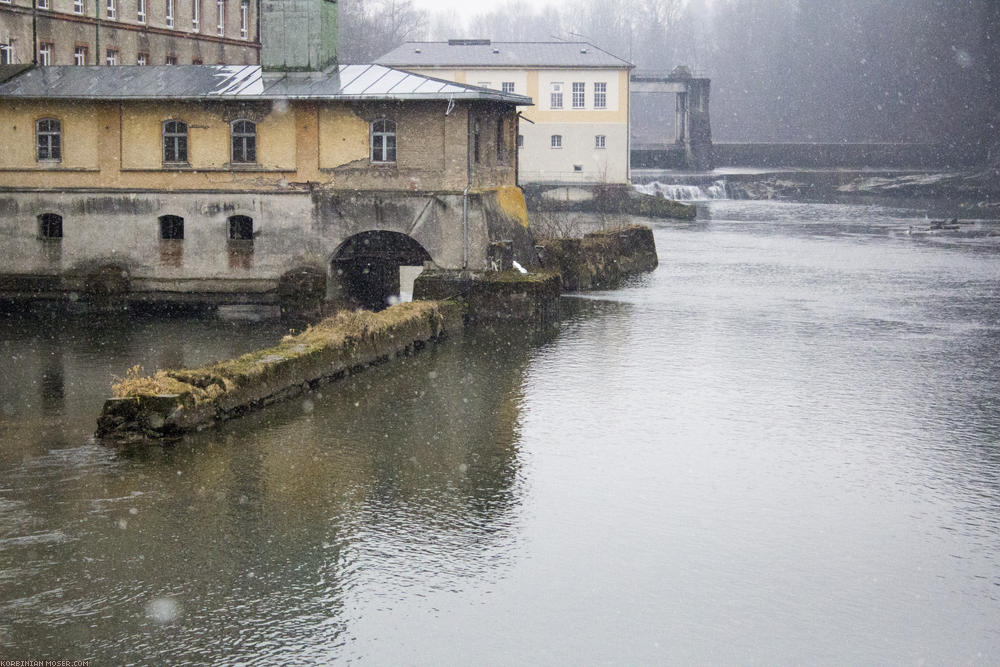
[331,231,432,311]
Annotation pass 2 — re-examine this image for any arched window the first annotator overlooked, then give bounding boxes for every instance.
[36,118,61,161]
[159,215,184,240]
[370,118,396,164]
[38,213,63,239]
[230,119,257,164]
[162,119,188,164]
[228,215,253,240]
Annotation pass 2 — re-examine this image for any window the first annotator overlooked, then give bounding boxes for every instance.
[550,83,563,109]
[594,82,607,109]
[551,134,562,149]
[106,0,115,19]
[74,46,88,66]
[165,55,177,64]
[137,0,145,22]
[38,214,63,239]
[370,118,396,164]
[230,119,256,164]
[595,134,606,149]
[216,0,224,36]
[162,120,188,163]
[36,0,48,9]
[192,0,199,30]
[36,119,61,161]
[572,82,585,108]
[496,119,504,163]
[165,0,173,27]
[137,52,148,66]
[159,216,183,266]
[472,118,480,163]
[0,44,13,65]
[516,134,523,148]
[239,0,248,38]
[73,0,83,12]
[38,43,52,66]
[159,215,184,240]
[477,81,490,89]
[105,48,118,65]
[228,215,253,240]
[501,81,515,94]
[228,215,254,269]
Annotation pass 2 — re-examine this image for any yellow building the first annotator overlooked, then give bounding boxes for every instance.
[378,40,633,185]
[0,63,534,312]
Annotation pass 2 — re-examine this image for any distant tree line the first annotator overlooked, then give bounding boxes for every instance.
[339,0,998,154]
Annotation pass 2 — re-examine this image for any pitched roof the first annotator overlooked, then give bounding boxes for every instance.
[0,64,533,104]
[377,41,633,69]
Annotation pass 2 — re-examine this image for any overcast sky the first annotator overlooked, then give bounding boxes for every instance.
[415,0,559,17]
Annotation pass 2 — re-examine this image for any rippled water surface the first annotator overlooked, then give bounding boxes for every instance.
[2,200,999,664]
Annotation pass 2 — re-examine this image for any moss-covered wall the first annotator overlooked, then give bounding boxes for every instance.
[537,225,658,290]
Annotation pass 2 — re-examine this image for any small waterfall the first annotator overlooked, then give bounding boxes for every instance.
[633,180,728,201]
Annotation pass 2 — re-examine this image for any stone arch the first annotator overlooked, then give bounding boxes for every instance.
[329,231,432,311]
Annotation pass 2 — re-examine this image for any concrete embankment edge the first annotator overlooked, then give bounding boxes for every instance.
[96,300,463,444]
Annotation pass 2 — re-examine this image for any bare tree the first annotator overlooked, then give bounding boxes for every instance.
[340,0,429,63]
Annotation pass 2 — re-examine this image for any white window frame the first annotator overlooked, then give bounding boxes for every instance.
[165,0,173,27]
[216,0,224,36]
[165,54,177,64]
[106,0,116,20]
[501,81,515,94]
[595,135,606,149]
[550,82,563,110]
[192,0,200,30]
[572,82,585,109]
[550,134,562,149]
[594,82,607,109]
[0,44,13,65]
[370,118,396,164]
[73,0,83,13]
[73,46,87,65]
[137,52,147,66]
[36,118,61,162]
[36,0,48,10]
[0,0,12,5]
[239,0,248,38]
[136,0,145,22]
[105,48,117,65]
[38,43,52,66]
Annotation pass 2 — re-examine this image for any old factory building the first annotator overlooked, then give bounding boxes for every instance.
[0,0,262,66]
[0,0,534,314]
[378,40,633,185]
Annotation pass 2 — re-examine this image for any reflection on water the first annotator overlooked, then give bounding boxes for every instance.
[1,200,999,663]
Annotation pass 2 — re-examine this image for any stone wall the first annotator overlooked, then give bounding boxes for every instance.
[536,225,658,290]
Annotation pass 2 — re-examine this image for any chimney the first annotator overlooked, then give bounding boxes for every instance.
[261,0,338,71]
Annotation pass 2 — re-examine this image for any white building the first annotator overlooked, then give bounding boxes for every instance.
[378,39,633,184]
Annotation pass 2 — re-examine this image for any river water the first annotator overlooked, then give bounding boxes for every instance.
[1,199,999,664]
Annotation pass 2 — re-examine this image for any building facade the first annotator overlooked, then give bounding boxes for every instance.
[378,40,633,184]
[0,0,260,67]
[0,63,532,311]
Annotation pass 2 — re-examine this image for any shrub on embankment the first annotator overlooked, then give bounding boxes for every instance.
[536,225,658,290]
[98,300,462,442]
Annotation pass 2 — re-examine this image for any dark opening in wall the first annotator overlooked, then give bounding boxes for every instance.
[331,231,431,311]
[228,215,254,269]
[159,215,184,240]
[38,213,63,239]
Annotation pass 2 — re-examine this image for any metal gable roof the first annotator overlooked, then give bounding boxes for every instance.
[377,41,634,69]
[0,64,533,104]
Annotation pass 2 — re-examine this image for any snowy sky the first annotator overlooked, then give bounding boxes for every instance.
[415,0,560,17]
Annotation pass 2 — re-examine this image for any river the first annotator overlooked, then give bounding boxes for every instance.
[1,198,999,664]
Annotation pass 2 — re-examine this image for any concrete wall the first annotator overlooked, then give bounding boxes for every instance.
[0,0,259,65]
[260,0,336,71]
[712,142,984,169]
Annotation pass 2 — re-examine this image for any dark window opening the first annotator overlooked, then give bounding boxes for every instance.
[228,215,254,269]
[39,213,63,239]
[228,215,253,240]
[162,119,188,163]
[473,118,481,164]
[159,214,184,239]
[496,118,505,163]
[231,119,256,164]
